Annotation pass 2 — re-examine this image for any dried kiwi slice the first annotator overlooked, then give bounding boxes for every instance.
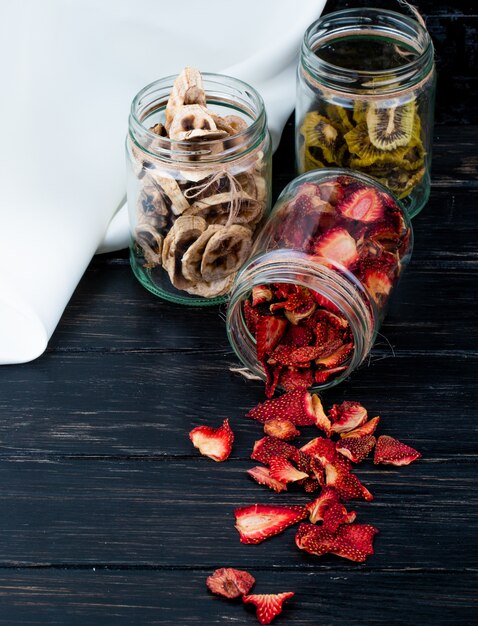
[300,112,345,165]
[345,122,411,164]
[353,100,368,124]
[366,100,416,151]
[325,103,354,134]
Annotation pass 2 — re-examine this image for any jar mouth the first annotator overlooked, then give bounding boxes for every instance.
[227,250,378,392]
[129,72,267,163]
[302,8,434,95]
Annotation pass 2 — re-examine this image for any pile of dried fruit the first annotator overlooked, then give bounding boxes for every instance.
[300,99,425,199]
[190,391,421,623]
[130,67,268,298]
[242,175,411,395]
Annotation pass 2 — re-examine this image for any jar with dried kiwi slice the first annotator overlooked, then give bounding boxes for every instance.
[127,68,271,305]
[296,8,436,217]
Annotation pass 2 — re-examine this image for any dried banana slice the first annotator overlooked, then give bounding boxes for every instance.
[223,115,249,133]
[137,183,168,218]
[135,224,164,269]
[165,67,207,130]
[201,225,252,282]
[183,274,235,298]
[187,192,263,225]
[169,105,228,142]
[162,215,207,290]
[154,175,190,215]
[236,171,267,202]
[182,224,224,282]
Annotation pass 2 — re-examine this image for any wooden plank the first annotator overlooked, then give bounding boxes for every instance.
[0,458,475,569]
[0,352,476,457]
[0,569,475,625]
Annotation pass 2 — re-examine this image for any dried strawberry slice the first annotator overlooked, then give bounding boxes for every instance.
[256,316,288,361]
[309,394,332,434]
[269,457,309,484]
[296,522,378,562]
[314,366,347,384]
[252,285,273,306]
[283,324,314,348]
[270,286,311,313]
[374,435,421,466]
[279,367,314,392]
[329,401,368,434]
[246,390,316,425]
[251,436,300,465]
[206,567,255,599]
[363,269,393,306]
[303,477,321,493]
[300,437,337,465]
[337,187,385,223]
[312,227,359,268]
[234,503,308,544]
[247,466,287,493]
[264,362,283,399]
[316,342,353,369]
[284,298,317,325]
[341,416,381,438]
[264,418,300,441]
[312,291,342,315]
[336,434,376,463]
[305,486,338,523]
[325,457,373,501]
[244,300,262,336]
[306,487,357,531]
[243,592,295,625]
[318,180,344,204]
[189,418,234,462]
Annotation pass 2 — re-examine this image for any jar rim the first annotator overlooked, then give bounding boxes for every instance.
[301,7,434,95]
[129,72,267,162]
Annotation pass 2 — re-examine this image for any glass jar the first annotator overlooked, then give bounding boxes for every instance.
[126,73,271,305]
[227,169,413,396]
[296,8,436,218]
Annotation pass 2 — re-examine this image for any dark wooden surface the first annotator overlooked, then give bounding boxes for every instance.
[1,2,477,624]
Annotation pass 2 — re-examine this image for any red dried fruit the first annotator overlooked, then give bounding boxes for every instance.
[283,324,314,348]
[341,416,380,438]
[243,592,295,625]
[300,437,337,465]
[336,435,376,463]
[305,486,338,522]
[318,180,344,204]
[252,285,273,306]
[374,435,421,466]
[312,227,359,268]
[270,286,312,313]
[234,503,308,544]
[363,268,393,306]
[206,567,255,599]
[279,367,314,391]
[306,487,357,532]
[246,390,316,426]
[269,456,309,484]
[251,437,300,466]
[256,316,288,361]
[314,366,347,384]
[264,418,300,441]
[244,300,262,336]
[337,187,385,223]
[189,418,234,462]
[316,342,353,369]
[284,299,317,325]
[325,457,373,501]
[296,522,378,562]
[329,401,368,434]
[303,477,321,493]
[312,291,342,315]
[247,466,287,493]
[264,362,283,399]
[309,394,332,434]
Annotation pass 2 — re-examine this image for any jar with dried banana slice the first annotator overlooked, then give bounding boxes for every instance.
[127,68,271,304]
[296,8,435,218]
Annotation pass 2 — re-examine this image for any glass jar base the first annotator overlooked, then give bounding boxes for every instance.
[130,253,227,307]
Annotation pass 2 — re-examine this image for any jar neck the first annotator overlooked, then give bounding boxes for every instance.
[227,250,378,392]
[301,8,434,98]
[128,73,268,164]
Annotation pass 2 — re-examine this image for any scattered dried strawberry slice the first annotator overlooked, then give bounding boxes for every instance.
[189,418,234,462]
[296,522,378,562]
[309,394,332,434]
[206,567,255,599]
[312,227,359,268]
[337,187,385,223]
[374,435,421,466]
[316,342,353,369]
[264,362,283,399]
[341,416,380,438]
[247,466,287,493]
[243,592,295,625]
[256,316,288,362]
[279,367,314,391]
[336,434,376,463]
[300,437,337,465]
[314,366,347,384]
[306,486,356,527]
[264,418,300,440]
[325,457,373,501]
[246,390,316,426]
[234,504,308,544]
[252,285,273,307]
[303,477,321,493]
[251,436,300,465]
[269,457,309,484]
[329,401,368,434]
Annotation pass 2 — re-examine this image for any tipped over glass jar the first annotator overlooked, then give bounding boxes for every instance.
[227,169,413,396]
[126,68,271,305]
[296,8,436,218]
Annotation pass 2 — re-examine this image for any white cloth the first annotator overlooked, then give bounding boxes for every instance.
[0,0,325,364]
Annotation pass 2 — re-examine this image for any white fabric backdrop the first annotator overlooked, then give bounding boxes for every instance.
[0,0,325,364]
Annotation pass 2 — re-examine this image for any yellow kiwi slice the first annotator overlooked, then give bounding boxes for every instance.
[353,100,368,124]
[366,100,416,151]
[325,103,355,134]
[345,122,411,164]
[300,112,345,164]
